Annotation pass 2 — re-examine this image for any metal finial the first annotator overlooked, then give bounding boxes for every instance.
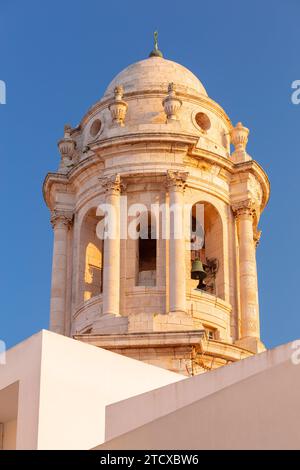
[154,31,159,51]
[149,30,163,58]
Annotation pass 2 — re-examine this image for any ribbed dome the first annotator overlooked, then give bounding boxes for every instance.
[104,56,207,98]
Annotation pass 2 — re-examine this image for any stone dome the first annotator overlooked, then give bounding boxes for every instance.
[104,56,207,98]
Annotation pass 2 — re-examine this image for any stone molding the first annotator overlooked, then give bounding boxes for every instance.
[166,170,189,192]
[50,210,73,229]
[73,331,253,364]
[74,330,206,349]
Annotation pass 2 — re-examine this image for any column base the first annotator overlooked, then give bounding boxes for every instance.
[168,310,187,316]
[235,336,266,354]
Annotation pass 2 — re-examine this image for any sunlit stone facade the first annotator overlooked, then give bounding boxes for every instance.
[43,53,270,375]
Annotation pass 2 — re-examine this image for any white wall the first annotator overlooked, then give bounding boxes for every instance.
[37,331,184,449]
[96,341,300,450]
[0,330,183,450]
[0,333,42,449]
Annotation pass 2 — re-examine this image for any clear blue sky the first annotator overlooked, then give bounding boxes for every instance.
[0,0,299,349]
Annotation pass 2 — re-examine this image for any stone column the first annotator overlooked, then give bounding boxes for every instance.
[233,200,260,342]
[101,174,122,316]
[167,170,188,314]
[50,210,73,334]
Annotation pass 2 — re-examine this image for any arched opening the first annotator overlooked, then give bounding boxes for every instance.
[137,212,157,287]
[190,202,224,298]
[84,242,102,301]
[79,208,104,302]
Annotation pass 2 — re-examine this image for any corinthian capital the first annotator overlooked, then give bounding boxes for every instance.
[232,199,257,218]
[166,170,189,192]
[50,210,73,229]
[99,174,125,195]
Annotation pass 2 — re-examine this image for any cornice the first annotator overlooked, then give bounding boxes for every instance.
[43,139,270,214]
[73,330,206,349]
[43,154,104,207]
[232,160,270,211]
[42,172,69,207]
[188,147,234,171]
[188,148,270,211]
[67,154,104,187]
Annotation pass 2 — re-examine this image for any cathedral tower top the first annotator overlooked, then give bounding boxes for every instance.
[43,44,270,375]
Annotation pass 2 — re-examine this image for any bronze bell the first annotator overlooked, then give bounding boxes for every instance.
[191,259,207,290]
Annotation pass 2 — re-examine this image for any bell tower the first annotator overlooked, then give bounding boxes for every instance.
[43,42,269,375]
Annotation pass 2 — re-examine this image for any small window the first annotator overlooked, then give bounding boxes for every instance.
[90,119,102,137]
[205,327,215,340]
[195,112,211,132]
